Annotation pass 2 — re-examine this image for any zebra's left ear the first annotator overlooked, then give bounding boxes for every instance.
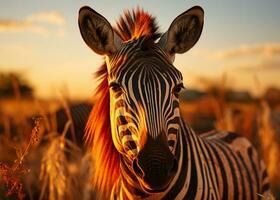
[158,6,204,60]
[78,6,121,55]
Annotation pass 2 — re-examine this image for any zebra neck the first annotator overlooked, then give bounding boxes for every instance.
[148,117,201,199]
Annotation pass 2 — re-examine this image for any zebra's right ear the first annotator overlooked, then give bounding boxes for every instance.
[158,6,204,61]
[78,6,121,55]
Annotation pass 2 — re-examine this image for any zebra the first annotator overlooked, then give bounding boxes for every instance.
[78,6,271,199]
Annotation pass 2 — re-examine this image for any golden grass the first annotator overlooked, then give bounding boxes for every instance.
[0,86,280,199]
[257,102,280,193]
[0,95,95,199]
[0,116,41,199]
[258,193,276,200]
[39,121,71,200]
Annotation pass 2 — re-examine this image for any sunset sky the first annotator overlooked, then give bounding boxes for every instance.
[1,0,280,99]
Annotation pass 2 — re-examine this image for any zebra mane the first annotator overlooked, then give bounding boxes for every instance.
[114,7,161,41]
[85,63,118,197]
[85,8,161,196]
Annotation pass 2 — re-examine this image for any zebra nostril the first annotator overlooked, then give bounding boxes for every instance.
[133,158,144,178]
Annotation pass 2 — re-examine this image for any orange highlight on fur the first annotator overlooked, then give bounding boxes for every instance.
[85,63,120,197]
[114,7,160,42]
[84,8,160,197]
[137,104,147,150]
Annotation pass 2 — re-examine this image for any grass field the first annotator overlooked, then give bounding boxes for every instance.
[0,93,279,199]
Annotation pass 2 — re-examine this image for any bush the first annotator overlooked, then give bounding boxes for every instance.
[0,72,33,98]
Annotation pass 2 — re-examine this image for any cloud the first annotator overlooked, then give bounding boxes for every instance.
[193,43,280,60]
[26,11,65,25]
[216,43,280,59]
[190,43,280,74]
[0,19,50,35]
[230,59,280,72]
[0,11,65,36]
[56,28,65,37]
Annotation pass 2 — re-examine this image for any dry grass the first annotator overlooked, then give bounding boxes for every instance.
[257,102,280,196]
[258,193,276,200]
[0,95,96,199]
[0,116,41,199]
[180,75,280,198]
[39,121,71,200]
[0,82,280,199]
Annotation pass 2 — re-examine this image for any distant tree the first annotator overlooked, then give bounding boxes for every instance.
[180,88,206,101]
[0,72,34,98]
[198,76,254,103]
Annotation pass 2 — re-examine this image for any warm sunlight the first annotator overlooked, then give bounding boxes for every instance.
[1,1,279,99]
[0,1,279,199]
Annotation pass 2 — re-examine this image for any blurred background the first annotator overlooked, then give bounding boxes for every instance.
[0,0,279,199]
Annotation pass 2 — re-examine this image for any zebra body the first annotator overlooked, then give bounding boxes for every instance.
[78,5,270,200]
[110,123,269,200]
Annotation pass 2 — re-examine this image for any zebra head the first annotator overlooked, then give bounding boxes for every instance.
[79,6,204,193]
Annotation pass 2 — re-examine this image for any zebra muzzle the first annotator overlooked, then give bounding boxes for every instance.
[132,149,178,192]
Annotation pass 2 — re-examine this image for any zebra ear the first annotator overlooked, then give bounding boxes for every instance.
[158,6,204,58]
[78,6,121,55]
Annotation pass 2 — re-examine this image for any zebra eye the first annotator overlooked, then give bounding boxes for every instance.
[109,82,123,93]
[173,83,184,96]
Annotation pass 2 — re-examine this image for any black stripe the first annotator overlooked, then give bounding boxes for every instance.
[209,143,228,200]
[183,128,201,199]
[214,141,238,200]
[117,116,127,125]
[119,129,132,137]
[261,183,270,193]
[173,100,179,108]
[174,129,181,160]
[123,140,137,151]
[220,139,246,200]
[162,127,190,199]
[237,151,253,200]
[195,137,212,199]
[168,128,178,134]
[168,140,175,147]
[204,166,211,200]
[221,132,240,144]
[232,151,246,199]
[248,147,260,196]
[203,141,219,199]
[262,169,268,180]
[167,117,181,125]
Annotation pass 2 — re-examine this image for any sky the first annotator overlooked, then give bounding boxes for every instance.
[0,0,280,99]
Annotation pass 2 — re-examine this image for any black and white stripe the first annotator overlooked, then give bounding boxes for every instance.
[108,39,182,158]
[108,38,270,199]
[78,6,271,199]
